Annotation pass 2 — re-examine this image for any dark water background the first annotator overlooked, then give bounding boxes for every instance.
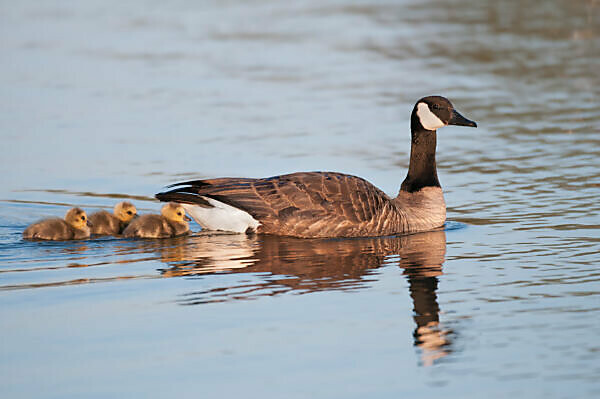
[1,1,599,397]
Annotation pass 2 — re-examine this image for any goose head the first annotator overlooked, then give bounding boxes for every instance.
[114,201,138,223]
[65,207,91,230]
[161,202,191,223]
[413,96,477,131]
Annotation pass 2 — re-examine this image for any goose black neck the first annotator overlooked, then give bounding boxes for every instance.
[400,113,440,193]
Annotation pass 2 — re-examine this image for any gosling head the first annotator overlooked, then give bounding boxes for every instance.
[413,96,477,131]
[114,201,137,223]
[161,202,191,223]
[65,207,91,230]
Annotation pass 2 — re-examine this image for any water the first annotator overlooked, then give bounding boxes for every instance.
[1,0,599,397]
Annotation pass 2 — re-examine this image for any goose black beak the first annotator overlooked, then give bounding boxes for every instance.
[449,109,477,127]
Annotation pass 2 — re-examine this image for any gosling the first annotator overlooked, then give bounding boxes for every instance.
[122,202,191,238]
[23,207,91,241]
[89,201,138,236]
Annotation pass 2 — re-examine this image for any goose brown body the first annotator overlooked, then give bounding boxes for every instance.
[156,96,476,238]
[157,172,444,238]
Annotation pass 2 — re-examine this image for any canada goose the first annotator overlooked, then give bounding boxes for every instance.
[122,202,191,238]
[155,96,477,238]
[89,201,137,235]
[23,207,91,240]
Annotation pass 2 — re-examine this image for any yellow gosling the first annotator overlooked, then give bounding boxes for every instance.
[23,207,91,241]
[89,201,137,236]
[122,202,190,239]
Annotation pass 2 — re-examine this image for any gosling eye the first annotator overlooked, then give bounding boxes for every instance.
[127,211,133,215]
[177,212,182,216]
[81,216,86,221]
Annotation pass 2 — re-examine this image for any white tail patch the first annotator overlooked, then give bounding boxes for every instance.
[417,102,445,130]
[182,197,260,233]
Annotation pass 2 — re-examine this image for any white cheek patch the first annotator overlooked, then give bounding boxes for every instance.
[416,102,445,131]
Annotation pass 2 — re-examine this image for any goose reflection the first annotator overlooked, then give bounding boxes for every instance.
[154,229,451,366]
[398,233,451,366]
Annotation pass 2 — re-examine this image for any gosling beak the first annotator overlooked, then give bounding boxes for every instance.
[448,109,477,127]
[133,213,139,219]
[184,215,192,222]
[87,220,93,227]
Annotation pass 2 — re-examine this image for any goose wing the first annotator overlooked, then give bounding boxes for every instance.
[156,172,395,237]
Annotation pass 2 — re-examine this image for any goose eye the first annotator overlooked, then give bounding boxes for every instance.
[432,104,440,110]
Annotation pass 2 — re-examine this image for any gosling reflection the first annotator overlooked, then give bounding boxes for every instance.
[155,230,452,365]
[159,233,257,274]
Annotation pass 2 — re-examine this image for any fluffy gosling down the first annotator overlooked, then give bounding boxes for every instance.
[122,202,191,238]
[23,207,91,241]
[89,201,138,236]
